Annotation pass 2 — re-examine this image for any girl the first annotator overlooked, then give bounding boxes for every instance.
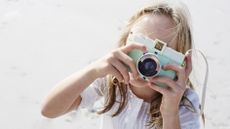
[41,0,201,129]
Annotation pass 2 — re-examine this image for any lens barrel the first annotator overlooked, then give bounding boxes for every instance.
[137,53,160,78]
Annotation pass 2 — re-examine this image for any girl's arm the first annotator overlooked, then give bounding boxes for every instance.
[162,112,181,129]
[41,43,147,118]
[147,54,194,129]
[41,64,98,118]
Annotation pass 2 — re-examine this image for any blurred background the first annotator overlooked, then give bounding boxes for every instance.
[0,0,230,129]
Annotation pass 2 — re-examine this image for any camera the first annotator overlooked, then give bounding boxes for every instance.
[127,34,185,87]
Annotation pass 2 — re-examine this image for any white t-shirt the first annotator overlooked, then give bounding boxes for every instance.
[79,77,201,129]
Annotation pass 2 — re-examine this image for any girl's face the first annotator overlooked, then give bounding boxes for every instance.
[128,14,177,87]
[130,14,177,49]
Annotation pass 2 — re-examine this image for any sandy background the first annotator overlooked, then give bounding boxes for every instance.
[0,0,230,129]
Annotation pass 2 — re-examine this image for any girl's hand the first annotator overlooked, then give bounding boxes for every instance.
[147,53,192,117]
[92,43,147,84]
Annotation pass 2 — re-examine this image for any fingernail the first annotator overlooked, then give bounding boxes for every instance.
[149,82,156,86]
[151,80,156,83]
[163,65,169,70]
[151,79,158,83]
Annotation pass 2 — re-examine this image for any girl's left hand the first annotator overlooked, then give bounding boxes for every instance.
[147,53,192,117]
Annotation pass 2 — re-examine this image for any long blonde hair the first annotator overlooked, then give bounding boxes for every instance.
[98,0,200,128]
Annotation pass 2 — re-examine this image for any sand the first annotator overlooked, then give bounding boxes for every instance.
[0,0,230,129]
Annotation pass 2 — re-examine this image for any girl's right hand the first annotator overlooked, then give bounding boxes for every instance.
[92,43,147,84]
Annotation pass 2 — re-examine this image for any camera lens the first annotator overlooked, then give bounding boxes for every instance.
[138,58,158,77]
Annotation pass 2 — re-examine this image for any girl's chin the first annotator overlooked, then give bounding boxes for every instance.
[128,73,150,88]
[128,78,150,88]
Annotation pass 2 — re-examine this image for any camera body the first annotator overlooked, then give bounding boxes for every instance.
[127,34,185,87]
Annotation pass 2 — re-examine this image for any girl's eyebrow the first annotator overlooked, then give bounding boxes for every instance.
[129,32,158,44]
[129,25,177,47]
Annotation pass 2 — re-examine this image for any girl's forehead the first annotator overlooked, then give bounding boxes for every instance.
[130,14,177,49]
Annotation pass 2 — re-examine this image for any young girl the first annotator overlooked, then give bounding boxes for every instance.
[41,0,201,129]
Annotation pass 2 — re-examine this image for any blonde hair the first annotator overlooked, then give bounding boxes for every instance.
[98,0,200,128]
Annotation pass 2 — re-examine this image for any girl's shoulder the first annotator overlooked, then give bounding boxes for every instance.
[179,89,201,128]
[180,88,200,113]
[91,76,108,96]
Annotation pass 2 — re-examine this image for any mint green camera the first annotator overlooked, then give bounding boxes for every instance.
[127,34,185,87]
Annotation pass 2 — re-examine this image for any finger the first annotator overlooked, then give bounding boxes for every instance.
[150,77,185,92]
[110,58,129,83]
[184,53,192,77]
[163,64,186,82]
[109,65,124,82]
[121,43,147,53]
[147,82,168,95]
[114,50,138,78]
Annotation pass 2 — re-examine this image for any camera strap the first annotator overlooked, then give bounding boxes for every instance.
[186,49,209,116]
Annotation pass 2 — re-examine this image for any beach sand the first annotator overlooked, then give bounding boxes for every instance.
[0,0,230,129]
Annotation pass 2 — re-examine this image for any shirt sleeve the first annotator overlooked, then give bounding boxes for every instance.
[179,89,201,129]
[78,77,107,109]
